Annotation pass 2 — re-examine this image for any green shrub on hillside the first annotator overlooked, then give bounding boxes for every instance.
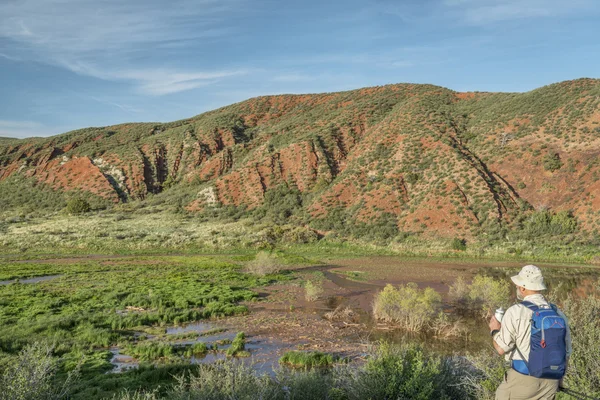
[542,152,563,172]
[451,237,467,251]
[66,198,91,214]
[0,175,66,212]
[521,209,578,238]
[311,210,400,243]
[253,185,303,224]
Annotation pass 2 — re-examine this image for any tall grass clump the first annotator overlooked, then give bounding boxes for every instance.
[279,351,335,369]
[373,283,442,332]
[225,332,249,357]
[245,251,283,276]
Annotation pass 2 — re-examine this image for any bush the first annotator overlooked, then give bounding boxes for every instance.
[113,344,470,400]
[448,277,470,309]
[0,342,78,400]
[305,280,323,302]
[448,275,510,317]
[66,197,91,215]
[463,350,507,400]
[373,283,442,331]
[522,209,578,238]
[543,152,563,172]
[246,251,283,276]
[168,362,279,400]
[451,237,467,251]
[340,343,469,400]
[467,276,511,317]
[253,185,303,224]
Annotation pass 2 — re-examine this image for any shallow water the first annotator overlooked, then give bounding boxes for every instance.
[166,322,217,335]
[0,274,62,285]
[108,348,138,373]
[109,321,298,374]
[106,258,599,374]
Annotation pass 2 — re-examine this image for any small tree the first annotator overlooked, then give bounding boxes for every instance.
[450,237,467,251]
[543,152,563,172]
[66,197,90,215]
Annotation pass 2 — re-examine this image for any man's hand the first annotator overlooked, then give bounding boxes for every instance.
[489,315,501,332]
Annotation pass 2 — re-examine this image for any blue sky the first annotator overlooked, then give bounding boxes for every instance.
[0,0,599,138]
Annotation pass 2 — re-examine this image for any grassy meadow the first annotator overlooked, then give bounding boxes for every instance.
[0,254,298,398]
[2,207,600,266]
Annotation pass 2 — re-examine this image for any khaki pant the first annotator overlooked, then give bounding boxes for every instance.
[495,369,559,400]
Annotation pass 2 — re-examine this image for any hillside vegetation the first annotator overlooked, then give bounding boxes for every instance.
[2,79,600,250]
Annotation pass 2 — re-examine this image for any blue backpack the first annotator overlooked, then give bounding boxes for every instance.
[511,301,567,379]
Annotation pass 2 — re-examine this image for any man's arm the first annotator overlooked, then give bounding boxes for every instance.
[489,315,506,355]
[489,308,518,356]
[492,336,506,355]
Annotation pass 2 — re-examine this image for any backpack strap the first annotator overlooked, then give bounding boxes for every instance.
[520,301,539,311]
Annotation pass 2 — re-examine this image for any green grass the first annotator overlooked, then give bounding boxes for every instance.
[123,341,209,361]
[0,254,289,399]
[225,332,248,357]
[279,351,335,368]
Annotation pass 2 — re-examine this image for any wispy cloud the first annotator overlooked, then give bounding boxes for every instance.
[442,0,596,24]
[62,60,249,95]
[0,0,247,95]
[0,120,56,139]
[0,52,21,61]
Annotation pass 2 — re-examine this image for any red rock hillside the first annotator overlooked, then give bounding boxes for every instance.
[1,79,600,238]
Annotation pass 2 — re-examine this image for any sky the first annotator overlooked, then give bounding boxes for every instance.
[0,0,599,138]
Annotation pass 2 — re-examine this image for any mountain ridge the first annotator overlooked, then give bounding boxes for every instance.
[2,78,600,239]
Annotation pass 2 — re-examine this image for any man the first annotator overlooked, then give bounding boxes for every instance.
[489,265,572,400]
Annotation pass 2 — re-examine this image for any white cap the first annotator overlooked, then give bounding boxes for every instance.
[510,265,547,291]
